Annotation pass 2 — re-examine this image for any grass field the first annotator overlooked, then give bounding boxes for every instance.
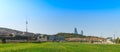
[0,42,120,52]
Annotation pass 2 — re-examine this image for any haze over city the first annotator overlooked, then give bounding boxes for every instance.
[0,0,120,38]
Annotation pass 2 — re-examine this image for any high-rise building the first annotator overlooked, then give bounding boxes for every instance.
[74,28,78,34]
[81,30,83,35]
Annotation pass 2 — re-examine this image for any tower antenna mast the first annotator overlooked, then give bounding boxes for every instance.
[26,16,28,35]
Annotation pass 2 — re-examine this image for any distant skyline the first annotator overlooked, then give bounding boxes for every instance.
[0,0,120,38]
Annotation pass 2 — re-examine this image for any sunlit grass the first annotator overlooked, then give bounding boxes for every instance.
[0,42,120,52]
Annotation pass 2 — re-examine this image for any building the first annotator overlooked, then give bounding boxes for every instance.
[36,34,47,42]
[74,28,78,34]
[81,30,83,35]
[47,35,65,42]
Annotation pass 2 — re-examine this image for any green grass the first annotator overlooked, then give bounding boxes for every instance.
[0,42,120,52]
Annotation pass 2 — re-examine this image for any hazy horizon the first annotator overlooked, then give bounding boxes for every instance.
[0,0,120,38]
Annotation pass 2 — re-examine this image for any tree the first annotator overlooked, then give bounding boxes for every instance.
[56,33,85,38]
[115,37,120,44]
[2,38,6,43]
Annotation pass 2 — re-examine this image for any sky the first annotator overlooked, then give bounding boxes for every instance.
[0,0,120,38]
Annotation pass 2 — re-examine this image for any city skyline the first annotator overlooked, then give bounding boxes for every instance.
[0,0,120,38]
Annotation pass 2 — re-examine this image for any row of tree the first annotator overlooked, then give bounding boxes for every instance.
[56,33,85,38]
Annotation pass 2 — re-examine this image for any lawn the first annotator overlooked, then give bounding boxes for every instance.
[0,42,120,52]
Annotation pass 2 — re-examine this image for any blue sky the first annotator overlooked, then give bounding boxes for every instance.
[0,0,120,37]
